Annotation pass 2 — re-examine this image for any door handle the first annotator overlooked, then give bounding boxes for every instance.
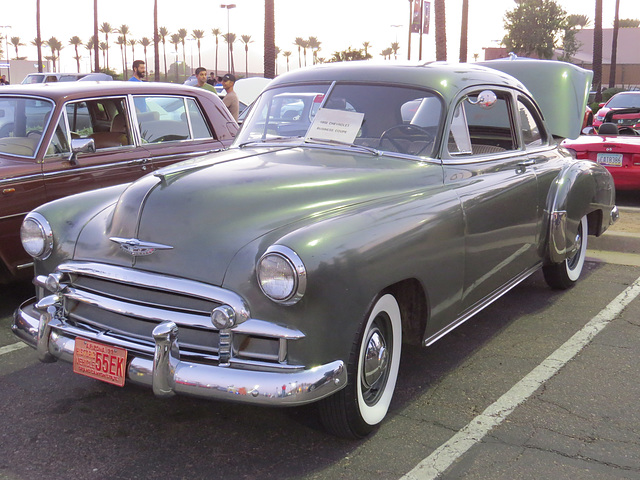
[517,158,536,167]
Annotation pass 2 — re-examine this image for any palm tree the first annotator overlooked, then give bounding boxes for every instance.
[178,28,188,71]
[211,28,221,77]
[140,37,151,68]
[128,38,137,63]
[593,0,603,102]
[274,46,280,75]
[170,33,181,82]
[100,41,108,68]
[301,39,310,66]
[69,36,83,72]
[283,50,291,72]
[93,0,99,72]
[567,14,590,29]
[609,0,620,88]
[294,37,305,68]
[36,0,43,72]
[264,0,276,79]
[381,47,393,60]
[86,36,95,71]
[45,37,63,72]
[117,25,130,78]
[159,26,169,81]
[115,36,125,78]
[10,37,24,60]
[99,22,112,70]
[240,34,252,77]
[363,41,371,57]
[192,29,205,67]
[307,37,321,65]
[434,0,447,61]
[391,42,400,60]
[223,33,236,74]
[459,0,468,62]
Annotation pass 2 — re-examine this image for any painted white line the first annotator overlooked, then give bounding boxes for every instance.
[401,275,640,480]
[0,342,28,356]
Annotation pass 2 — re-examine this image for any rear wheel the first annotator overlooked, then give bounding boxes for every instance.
[318,293,402,438]
[543,215,588,290]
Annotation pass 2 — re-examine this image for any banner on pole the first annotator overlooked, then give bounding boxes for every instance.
[423,2,431,35]
[410,0,422,34]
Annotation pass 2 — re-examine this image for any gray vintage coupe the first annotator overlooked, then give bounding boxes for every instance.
[13,59,617,438]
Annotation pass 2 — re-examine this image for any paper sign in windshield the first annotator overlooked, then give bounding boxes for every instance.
[305,108,365,144]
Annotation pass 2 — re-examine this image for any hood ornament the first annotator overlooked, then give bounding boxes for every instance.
[109,237,174,257]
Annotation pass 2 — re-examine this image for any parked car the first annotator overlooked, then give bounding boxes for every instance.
[0,81,237,282]
[563,107,640,190]
[22,72,113,84]
[13,59,617,438]
[593,91,640,129]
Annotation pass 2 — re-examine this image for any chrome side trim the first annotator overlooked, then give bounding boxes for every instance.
[423,263,541,347]
[548,210,567,264]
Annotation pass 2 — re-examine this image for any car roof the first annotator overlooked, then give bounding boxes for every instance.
[0,81,211,101]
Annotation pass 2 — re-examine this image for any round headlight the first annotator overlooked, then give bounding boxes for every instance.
[257,246,306,305]
[20,212,53,260]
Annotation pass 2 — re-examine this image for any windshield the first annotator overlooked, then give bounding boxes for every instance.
[236,82,443,157]
[607,93,640,109]
[0,97,54,157]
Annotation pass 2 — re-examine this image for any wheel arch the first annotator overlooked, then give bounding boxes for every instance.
[382,278,429,346]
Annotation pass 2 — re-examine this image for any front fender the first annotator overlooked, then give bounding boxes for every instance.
[544,159,616,264]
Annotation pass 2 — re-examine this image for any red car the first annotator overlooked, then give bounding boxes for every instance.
[593,91,640,129]
[563,108,640,190]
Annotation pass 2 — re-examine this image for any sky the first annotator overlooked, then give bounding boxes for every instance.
[1,0,639,76]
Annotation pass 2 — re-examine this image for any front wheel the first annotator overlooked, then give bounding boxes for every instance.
[543,215,588,290]
[318,293,402,438]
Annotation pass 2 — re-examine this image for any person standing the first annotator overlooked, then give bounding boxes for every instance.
[0,75,9,85]
[207,72,216,86]
[129,60,146,81]
[222,73,239,121]
[194,67,218,94]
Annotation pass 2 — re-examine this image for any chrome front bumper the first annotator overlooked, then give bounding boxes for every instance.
[13,299,346,406]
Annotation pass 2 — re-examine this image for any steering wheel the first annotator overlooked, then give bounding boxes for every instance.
[378,124,434,155]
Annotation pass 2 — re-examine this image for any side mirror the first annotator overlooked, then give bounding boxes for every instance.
[582,126,596,135]
[467,90,497,109]
[69,137,96,165]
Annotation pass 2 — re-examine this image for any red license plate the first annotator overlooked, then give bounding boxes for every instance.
[73,338,128,387]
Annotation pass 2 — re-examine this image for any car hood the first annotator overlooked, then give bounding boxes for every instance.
[74,145,440,284]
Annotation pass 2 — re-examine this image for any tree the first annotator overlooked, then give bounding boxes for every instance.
[45,37,63,72]
[307,36,321,65]
[117,25,130,78]
[567,14,590,29]
[283,50,291,72]
[178,28,188,71]
[609,0,620,88]
[264,0,276,79]
[274,46,280,75]
[36,0,43,72]
[240,34,253,77]
[99,22,112,70]
[140,37,151,68]
[10,37,25,60]
[619,19,640,28]
[170,33,181,82]
[93,0,99,72]
[362,41,371,57]
[192,29,205,67]
[159,27,169,81]
[223,33,236,74]
[115,36,125,77]
[211,28,221,77]
[86,36,96,71]
[557,23,581,62]
[380,47,393,60]
[434,0,447,61]
[329,47,371,62]
[69,36,83,72]
[128,38,137,63]
[593,0,603,102]
[503,0,567,59]
[153,0,160,81]
[100,41,108,68]
[294,37,305,68]
[391,42,400,60]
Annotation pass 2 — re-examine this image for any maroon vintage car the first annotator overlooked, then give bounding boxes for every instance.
[0,81,237,282]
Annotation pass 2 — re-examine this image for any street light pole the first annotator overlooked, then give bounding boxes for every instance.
[220,4,236,73]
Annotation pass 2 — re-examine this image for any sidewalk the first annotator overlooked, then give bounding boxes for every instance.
[588,206,640,266]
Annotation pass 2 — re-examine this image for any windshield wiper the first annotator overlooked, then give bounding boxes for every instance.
[237,136,303,148]
[304,137,381,156]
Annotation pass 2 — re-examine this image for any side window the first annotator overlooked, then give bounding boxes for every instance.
[134,96,190,144]
[45,115,71,157]
[517,98,545,148]
[66,97,131,150]
[448,90,517,156]
[187,98,214,139]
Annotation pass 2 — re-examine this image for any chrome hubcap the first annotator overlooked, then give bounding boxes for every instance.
[363,327,389,390]
[567,223,583,270]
